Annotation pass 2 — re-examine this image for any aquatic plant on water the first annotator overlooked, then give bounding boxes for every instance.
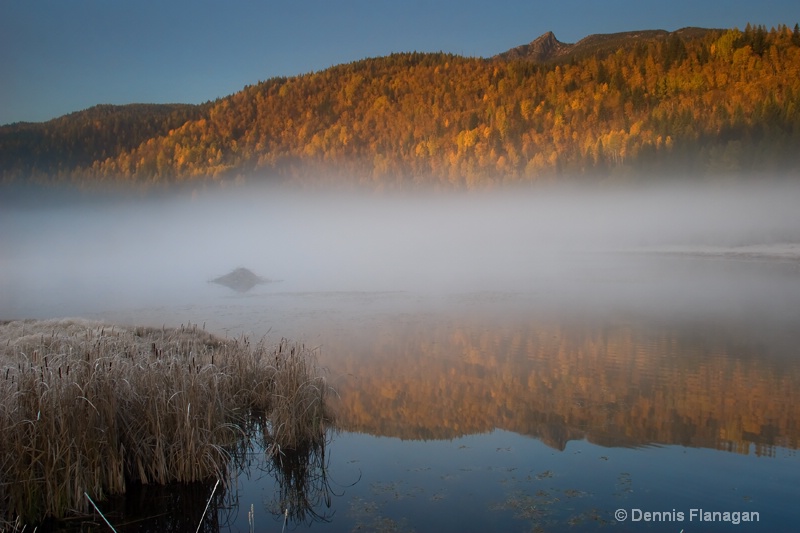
[0,318,333,527]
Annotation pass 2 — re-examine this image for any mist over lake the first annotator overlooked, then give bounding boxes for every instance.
[5,10,800,530]
[2,179,800,531]
[3,180,800,319]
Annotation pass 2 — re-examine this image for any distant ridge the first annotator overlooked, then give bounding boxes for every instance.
[495,27,715,63]
[2,24,799,187]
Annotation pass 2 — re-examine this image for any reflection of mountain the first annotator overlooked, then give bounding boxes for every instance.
[321,315,800,455]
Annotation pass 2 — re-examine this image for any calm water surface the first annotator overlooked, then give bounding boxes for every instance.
[3,187,800,532]
[69,255,799,533]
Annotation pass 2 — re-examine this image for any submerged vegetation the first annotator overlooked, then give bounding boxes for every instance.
[2,24,800,187]
[0,319,333,527]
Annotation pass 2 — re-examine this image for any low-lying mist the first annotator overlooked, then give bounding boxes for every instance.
[2,179,800,322]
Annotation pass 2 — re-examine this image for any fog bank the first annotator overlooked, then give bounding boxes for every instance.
[2,180,799,320]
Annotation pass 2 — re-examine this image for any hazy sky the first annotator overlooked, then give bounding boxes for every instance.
[2,0,799,125]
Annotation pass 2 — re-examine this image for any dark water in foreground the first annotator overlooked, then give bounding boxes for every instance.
[12,255,793,532]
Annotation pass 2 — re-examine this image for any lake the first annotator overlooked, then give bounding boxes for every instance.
[2,183,799,531]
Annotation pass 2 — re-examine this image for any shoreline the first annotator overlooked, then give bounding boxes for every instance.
[619,242,800,262]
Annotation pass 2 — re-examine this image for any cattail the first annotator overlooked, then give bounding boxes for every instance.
[0,319,331,523]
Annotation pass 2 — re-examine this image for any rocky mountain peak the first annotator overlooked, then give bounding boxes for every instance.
[494,31,574,62]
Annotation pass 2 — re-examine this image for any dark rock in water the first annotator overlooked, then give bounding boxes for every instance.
[211,267,270,292]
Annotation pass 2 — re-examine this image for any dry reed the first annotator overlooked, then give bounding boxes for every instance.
[0,318,332,527]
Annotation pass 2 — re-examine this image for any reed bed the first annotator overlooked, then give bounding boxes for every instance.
[0,318,332,527]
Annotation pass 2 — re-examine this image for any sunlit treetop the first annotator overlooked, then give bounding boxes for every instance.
[2,25,800,189]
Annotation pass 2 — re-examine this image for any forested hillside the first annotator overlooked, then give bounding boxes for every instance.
[0,103,204,183]
[2,24,799,188]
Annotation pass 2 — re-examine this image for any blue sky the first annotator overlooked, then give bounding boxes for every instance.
[2,0,799,125]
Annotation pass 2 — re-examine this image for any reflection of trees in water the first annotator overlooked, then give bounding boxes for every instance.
[327,318,800,454]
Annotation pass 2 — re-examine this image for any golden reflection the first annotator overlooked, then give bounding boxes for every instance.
[319,315,800,455]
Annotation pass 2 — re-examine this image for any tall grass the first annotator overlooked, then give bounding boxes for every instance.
[0,318,332,526]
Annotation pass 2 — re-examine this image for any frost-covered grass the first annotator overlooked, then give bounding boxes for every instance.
[0,318,332,526]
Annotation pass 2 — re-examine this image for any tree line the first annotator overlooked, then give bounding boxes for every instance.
[3,24,800,188]
[0,103,204,183]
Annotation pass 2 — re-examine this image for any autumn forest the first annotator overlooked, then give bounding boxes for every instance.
[2,24,800,189]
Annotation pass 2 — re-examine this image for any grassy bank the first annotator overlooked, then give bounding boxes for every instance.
[0,319,332,527]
